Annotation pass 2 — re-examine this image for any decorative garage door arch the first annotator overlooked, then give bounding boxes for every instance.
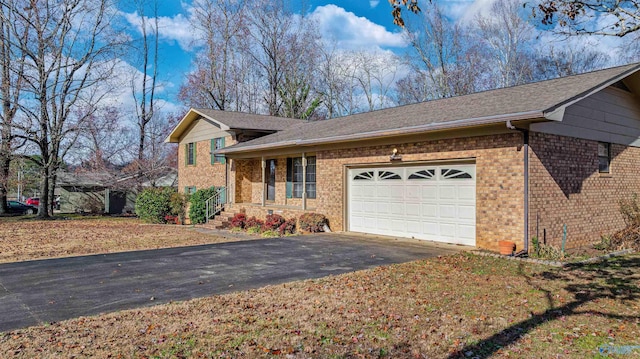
[347,164,476,246]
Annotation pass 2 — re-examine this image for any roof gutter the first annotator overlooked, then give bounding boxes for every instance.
[220,110,544,155]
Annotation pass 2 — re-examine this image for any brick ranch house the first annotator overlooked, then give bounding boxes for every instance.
[167,63,640,252]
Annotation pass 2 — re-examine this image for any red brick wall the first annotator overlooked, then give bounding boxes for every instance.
[177,136,234,193]
[528,132,640,249]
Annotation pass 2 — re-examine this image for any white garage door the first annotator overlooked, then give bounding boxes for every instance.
[348,164,476,246]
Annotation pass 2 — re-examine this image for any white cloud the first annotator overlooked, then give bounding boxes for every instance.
[310,5,408,50]
[95,59,181,120]
[370,0,380,7]
[121,10,200,51]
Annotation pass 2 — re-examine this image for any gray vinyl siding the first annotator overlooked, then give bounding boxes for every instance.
[531,86,640,147]
[180,118,232,144]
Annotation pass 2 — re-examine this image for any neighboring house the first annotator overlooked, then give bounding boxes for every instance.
[167,63,640,252]
[57,171,128,214]
[57,168,177,214]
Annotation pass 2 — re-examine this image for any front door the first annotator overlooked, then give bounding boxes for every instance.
[267,159,276,201]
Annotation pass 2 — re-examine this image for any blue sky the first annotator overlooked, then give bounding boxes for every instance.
[115,1,427,114]
[115,0,629,115]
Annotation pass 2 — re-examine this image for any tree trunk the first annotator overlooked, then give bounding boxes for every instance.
[38,166,50,218]
[0,155,9,214]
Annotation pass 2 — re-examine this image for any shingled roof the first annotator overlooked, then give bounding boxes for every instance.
[166,108,303,143]
[219,62,640,154]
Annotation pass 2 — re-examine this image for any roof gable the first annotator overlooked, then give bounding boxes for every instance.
[165,108,304,143]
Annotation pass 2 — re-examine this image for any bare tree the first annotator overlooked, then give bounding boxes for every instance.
[473,0,536,88]
[73,106,132,171]
[316,46,357,118]
[401,4,484,101]
[128,0,159,180]
[0,1,26,213]
[179,0,248,111]
[534,42,611,79]
[349,50,401,112]
[4,0,121,217]
[244,0,320,116]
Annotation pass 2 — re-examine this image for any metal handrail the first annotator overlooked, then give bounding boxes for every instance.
[205,187,226,223]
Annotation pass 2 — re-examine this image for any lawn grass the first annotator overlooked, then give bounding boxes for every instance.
[0,215,247,263]
[1,253,638,358]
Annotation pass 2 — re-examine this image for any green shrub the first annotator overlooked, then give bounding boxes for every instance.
[188,187,219,224]
[169,192,187,224]
[135,187,175,223]
[261,229,280,238]
[299,213,328,232]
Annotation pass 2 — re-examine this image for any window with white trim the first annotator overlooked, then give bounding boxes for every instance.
[185,142,196,166]
[286,156,316,199]
[441,168,473,179]
[211,137,226,164]
[353,171,374,180]
[598,142,611,173]
[408,169,435,180]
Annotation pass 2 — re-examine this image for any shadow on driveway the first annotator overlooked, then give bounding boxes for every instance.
[0,233,463,332]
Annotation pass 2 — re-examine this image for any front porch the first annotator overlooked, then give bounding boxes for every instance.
[228,154,319,221]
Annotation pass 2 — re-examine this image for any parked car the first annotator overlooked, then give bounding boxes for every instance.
[25,197,40,206]
[7,201,37,215]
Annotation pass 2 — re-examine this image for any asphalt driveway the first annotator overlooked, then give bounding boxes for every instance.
[0,233,463,332]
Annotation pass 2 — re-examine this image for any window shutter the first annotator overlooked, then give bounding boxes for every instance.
[220,137,226,164]
[211,138,216,164]
[286,158,293,198]
[184,144,188,166]
[193,143,196,166]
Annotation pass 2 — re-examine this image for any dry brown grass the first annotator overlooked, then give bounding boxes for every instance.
[0,216,246,263]
[1,253,639,358]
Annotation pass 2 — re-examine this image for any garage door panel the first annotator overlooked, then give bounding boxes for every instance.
[439,186,456,200]
[359,186,376,198]
[439,223,457,238]
[363,217,377,229]
[458,186,476,201]
[390,202,405,216]
[421,186,438,200]
[406,185,420,198]
[423,222,439,235]
[406,221,422,233]
[458,225,475,240]
[391,219,406,232]
[405,203,421,215]
[349,164,476,246]
[458,205,476,220]
[422,204,438,218]
[439,205,456,219]
[377,202,391,215]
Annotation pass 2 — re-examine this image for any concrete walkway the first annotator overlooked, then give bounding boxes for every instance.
[0,233,463,332]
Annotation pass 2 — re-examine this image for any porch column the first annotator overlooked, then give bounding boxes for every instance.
[302,153,307,211]
[261,157,266,207]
